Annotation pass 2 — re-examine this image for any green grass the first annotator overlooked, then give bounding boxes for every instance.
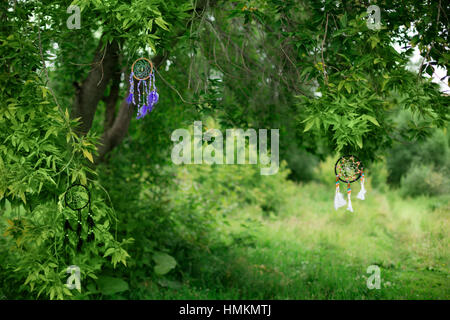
[137,179,449,300]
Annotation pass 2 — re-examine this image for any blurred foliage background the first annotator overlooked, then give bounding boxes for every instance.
[0,0,449,299]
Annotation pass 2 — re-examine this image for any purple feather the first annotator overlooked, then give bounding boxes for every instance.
[142,105,149,117]
[126,93,133,105]
[137,104,152,120]
[148,90,159,105]
[147,91,154,105]
[136,106,144,119]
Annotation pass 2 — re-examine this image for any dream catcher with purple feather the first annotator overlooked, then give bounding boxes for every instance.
[64,184,95,251]
[126,57,159,119]
[334,155,366,212]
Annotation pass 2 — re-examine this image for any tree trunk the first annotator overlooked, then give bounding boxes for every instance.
[72,37,120,135]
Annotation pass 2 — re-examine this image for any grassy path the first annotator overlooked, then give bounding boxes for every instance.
[144,182,449,299]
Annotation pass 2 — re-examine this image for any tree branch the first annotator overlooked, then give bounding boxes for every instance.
[72,37,120,135]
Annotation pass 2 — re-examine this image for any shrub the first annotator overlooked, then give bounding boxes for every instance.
[0,24,128,300]
[400,164,449,197]
[386,112,449,187]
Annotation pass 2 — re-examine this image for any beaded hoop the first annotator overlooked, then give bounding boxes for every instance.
[64,184,90,211]
[334,155,363,183]
[131,57,153,81]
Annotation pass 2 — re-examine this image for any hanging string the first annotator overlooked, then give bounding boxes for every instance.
[137,80,142,107]
[334,175,346,210]
[76,209,83,251]
[136,79,143,118]
[142,79,148,116]
[64,215,72,248]
[86,202,95,242]
[346,182,353,212]
[357,171,366,200]
[126,72,134,105]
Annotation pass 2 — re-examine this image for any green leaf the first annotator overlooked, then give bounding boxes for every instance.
[153,252,177,275]
[97,276,129,295]
[303,119,315,132]
[344,82,352,94]
[87,273,98,280]
[147,19,153,31]
[364,115,380,126]
[82,149,94,163]
[49,288,55,300]
[38,181,43,194]
[40,86,48,98]
[155,17,169,31]
[356,136,363,149]
[147,39,156,53]
[63,288,73,296]
[103,248,115,258]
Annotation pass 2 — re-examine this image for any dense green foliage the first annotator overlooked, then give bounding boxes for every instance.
[1,0,449,300]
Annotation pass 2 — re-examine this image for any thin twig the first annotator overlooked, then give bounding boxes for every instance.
[97,44,108,86]
[330,13,339,30]
[154,68,197,104]
[68,42,108,87]
[280,41,301,81]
